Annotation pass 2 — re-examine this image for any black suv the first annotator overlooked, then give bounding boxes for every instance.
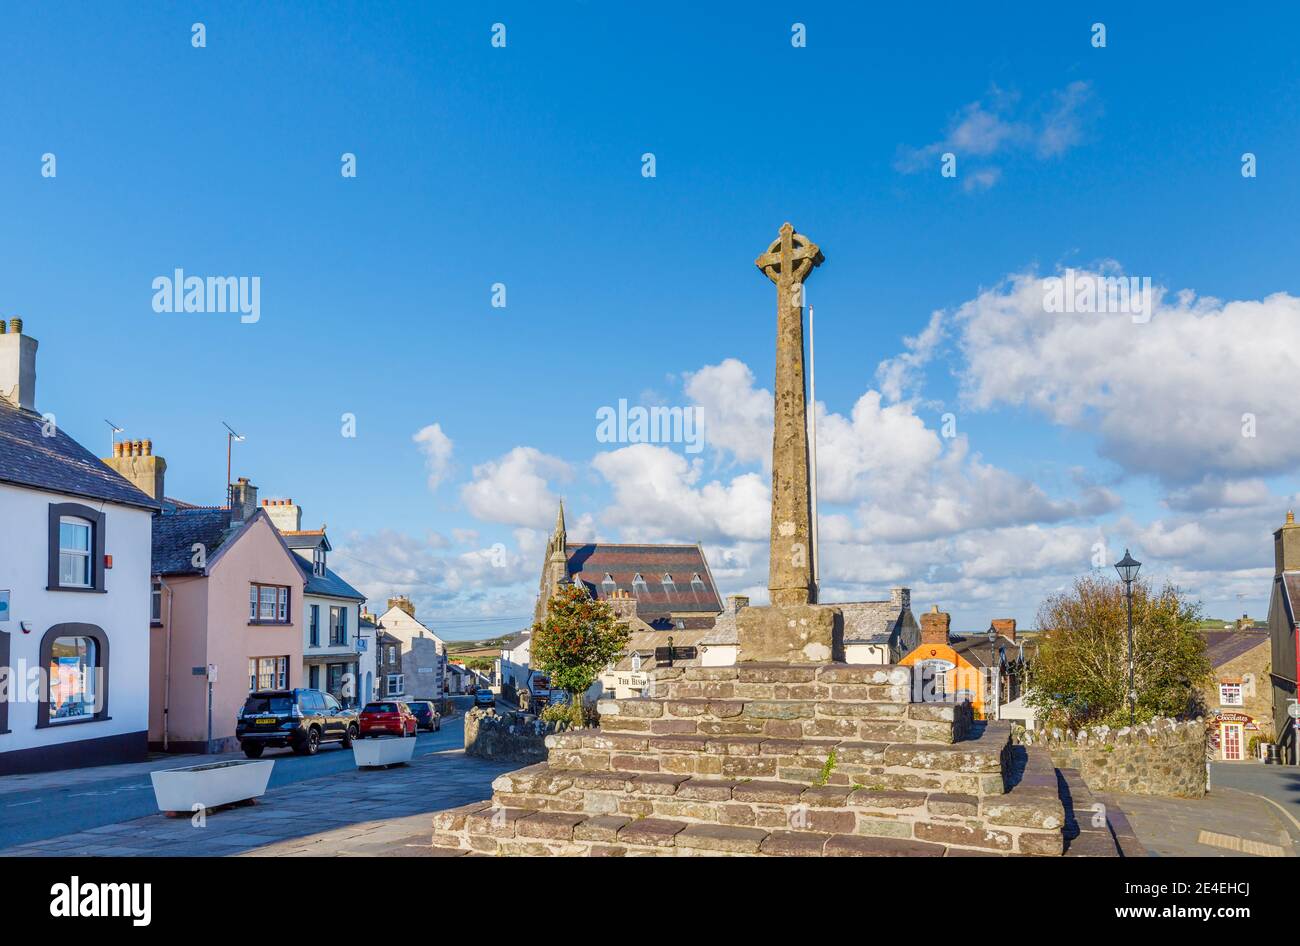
[237,688,358,758]
[405,699,442,732]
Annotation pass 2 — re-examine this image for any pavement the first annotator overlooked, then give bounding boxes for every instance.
[1112,761,1300,857]
[0,698,509,855]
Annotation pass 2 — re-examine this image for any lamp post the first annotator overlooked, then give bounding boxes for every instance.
[1114,549,1142,725]
[222,421,245,507]
[986,627,999,721]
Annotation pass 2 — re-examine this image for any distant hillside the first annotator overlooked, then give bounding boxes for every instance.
[446,633,514,656]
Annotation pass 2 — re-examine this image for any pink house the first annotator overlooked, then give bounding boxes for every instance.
[148,477,305,753]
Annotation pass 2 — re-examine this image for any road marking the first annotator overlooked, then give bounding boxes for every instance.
[1197,829,1286,857]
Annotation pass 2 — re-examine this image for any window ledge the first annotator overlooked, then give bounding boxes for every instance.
[36,715,112,730]
[248,621,292,627]
[46,586,107,594]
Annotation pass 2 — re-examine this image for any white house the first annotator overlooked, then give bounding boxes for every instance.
[376,596,445,702]
[262,500,366,706]
[498,630,531,694]
[0,318,158,774]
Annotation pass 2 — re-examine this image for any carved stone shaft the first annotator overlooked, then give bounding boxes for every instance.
[754,222,823,606]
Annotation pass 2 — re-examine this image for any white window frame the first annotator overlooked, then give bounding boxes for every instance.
[58,516,93,589]
[387,673,404,695]
[1219,683,1243,707]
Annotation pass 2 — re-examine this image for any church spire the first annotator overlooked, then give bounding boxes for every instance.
[554,499,567,545]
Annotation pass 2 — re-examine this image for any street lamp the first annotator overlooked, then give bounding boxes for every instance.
[1114,549,1142,725]
[986,626,999,721]
[222,421,245,507]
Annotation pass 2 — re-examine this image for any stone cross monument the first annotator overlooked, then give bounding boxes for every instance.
[737,223,843,663]
[755,222,823,607]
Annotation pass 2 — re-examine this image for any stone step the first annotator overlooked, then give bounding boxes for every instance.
[479,756,1061,851]
[647,662,917,704]
[430,795,1060,857]
[597,695,967,744]
[1057,768,1125,857]
[545,721,1011,792]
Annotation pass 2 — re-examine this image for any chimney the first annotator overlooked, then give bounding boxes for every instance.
[263,498,302,532]
[101,437,167,501]
[1276,511,1300,575]
[0,317,38,412]
[726,594,750,614]
[388,595,416,618]
[991,618,1016,642]
[230,476,258,523]
[920,605,951,646]
[890,587,911,611]
[608,588,638,620]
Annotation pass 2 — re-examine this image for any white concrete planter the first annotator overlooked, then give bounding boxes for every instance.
[150,759,274,814]
[353,736,417,768]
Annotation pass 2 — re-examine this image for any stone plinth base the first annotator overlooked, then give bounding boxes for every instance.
[736,603,843,663]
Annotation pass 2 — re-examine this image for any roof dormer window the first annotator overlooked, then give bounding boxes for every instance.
[632,573,648,594]
[690,572,705,590]
[662,573,675,591]
[313,547,326,578]
[602,573,616,593]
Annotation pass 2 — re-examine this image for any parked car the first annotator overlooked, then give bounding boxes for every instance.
[473,689,496,709]
[359,701,418,738]
[237,688,358,758]
[405,699,441,732]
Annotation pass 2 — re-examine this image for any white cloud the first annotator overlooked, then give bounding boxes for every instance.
[925,269,1300,484]
[592,443,769,542]
[896,81,1095,188]
[683,359,772,466]
[460,446,572,528]
[412,423,454,491]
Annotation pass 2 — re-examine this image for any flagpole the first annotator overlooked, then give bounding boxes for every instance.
[808,303,820,602]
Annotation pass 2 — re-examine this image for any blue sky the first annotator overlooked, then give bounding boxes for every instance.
[4,3,1299,638]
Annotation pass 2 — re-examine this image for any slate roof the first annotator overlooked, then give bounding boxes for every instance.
[840,601,910,645]
[0,401,159,510]
[1199,629,1269,668]
[290,551,364,600]
[951,633,1034,668]
[1282,574,1300,626]
[152,508,236,575]
[501,631,530,652]
[567,543,723,614]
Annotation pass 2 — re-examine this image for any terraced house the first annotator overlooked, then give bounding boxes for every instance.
[0,319,157,774]
[260,499,366,707]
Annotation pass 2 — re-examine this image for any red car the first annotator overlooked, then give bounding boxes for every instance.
[358,701,417,738]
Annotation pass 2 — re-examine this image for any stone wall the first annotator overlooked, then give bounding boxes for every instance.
[1019,717,1207,798]
[464,709,573,764]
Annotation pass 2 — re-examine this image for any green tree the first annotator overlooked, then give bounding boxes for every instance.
[1027,575,1211,728]
[530,582,630,727]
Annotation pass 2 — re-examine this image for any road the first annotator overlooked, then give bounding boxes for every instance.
[1211,760,1300,842]
[0,696,477,850]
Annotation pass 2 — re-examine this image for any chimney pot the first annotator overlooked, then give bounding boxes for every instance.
[9,318,22,334]
[142,439,152,456]
[0,321,6,334]
[1289,510,1295,525]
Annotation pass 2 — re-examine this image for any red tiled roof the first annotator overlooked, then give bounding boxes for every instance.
[567,543,723,614]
